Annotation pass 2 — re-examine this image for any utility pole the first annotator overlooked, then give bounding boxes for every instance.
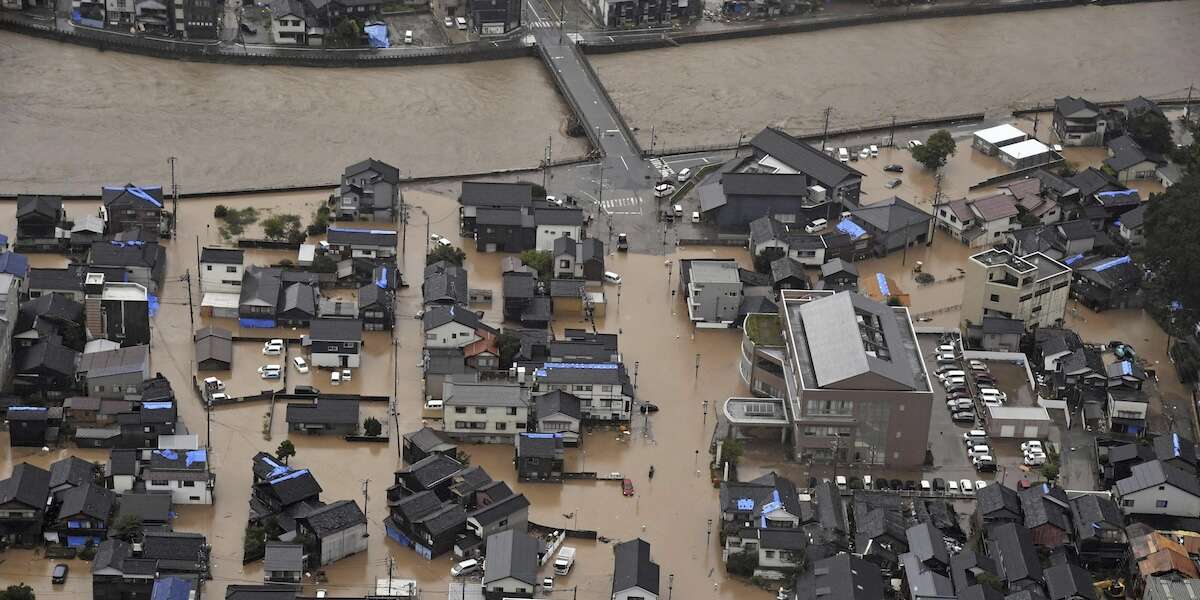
[633,361,639,391]
[361,479,370,537]
[888,115,896,147]
[400,192,409,266]
[182,271,196,332]
[820,106,833,151]
[597,161,605,208]
[733,132,745,158]
[668,574,674,600]
[694,353,700,378]
[194,235,202,294]
[1185,83,1195,124]
[1033,110,1040,139]
[650,125,656,155]
[168,156,178,237]
[706,518,713,548]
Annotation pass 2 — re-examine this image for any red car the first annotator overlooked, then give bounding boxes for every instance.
[622,478,634,496]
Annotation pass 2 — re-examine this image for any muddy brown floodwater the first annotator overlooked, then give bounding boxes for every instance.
[0,32,587,196]
[592,2,1200,150]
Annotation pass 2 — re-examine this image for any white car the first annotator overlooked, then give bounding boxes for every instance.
[975,480,988,491]
[341,369,352,381]
[258,365,282,379]
[936,344,955,354]
[262,339,284,355]
[920,480,931,491]
[203,376,225,391]
[430,234,452,247]
[444,16,454,27]
[837,148,849,162]
[210,392,229,403]
[936,353,956,362]
[869,144,879,157]
[938,370,966,380]
[424,399,444,411]
[907,140,924,149]
[947,480,960,494]
[982,397,1003,407]
[1024,453,1047,466]
[676,168,692,183]
[964,430,987,444]
[1020,441,1044,454]
[450,559,480,577]
[331,371,342,385]
[943,376,966,387]
[858,147,871,160]
[604,271,622,285]
[653,183,675,198]
[292,356,309,374]
[968,444,992,458]
[968,360,987,371]
[959,479,975,495]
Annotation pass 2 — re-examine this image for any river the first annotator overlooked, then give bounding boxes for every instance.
[592,2,1200,149]
[0,33,587,195]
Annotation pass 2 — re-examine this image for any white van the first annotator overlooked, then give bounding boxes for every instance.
[869,144,879,157]
[837,148,849,162]
[451,559,480,577]
[676,168,692,183]
[404,30,413,44]
[424,399,444,411]
[672,204,683,216]
[835,475,847,489]
[805,218,828,234]
[456,16,467,29]
[691,211,700,224]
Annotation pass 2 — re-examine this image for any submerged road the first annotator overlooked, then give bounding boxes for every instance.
[528,0,669,252]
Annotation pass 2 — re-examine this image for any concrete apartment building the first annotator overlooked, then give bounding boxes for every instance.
[442,380,530,444]
[775,290,933,467]
[681,259,742,328]
[961,249,1071,331]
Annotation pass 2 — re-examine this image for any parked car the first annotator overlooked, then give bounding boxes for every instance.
[456,16,467,29]
[968,444,992,458]
[947,480,960,494]
[936,352,956,362]
[52,564,68,584]
[653,182,675,198]
[404,30,414,44]
[444,16,454,27]
[974,456,997,472]
[1020,441,1044,453]
[858,148,871,160]
[951,411,976,423]
[258,365,282,379]
[975,480,988,491]
[676,168,692,183]
[331,370,342,385]
[617,233,629,251]
[920,480,932,491]
[837,148,850,162]
[968,360,987,371]
[963,429,988,444]
[885,178,902,189]
[424,399,444,411]
[263,339,284,355]
[931,478,946,491]
[604,271,623,285]
[938,370,966,380]
[292,356,309,374]
[542,577,554,592]
[889,479,903,490]
[240,22,257,35]
[622,478,635,496]
[947,399,973,411]
[943,376,966,387]
[907,140,923,149]
[904,480,917,491]
[875,479,890,490]
[1024,453,1047,467]
[341,368,352,381]
[451,559,480,577]
[883,164,904,173]
[959,479,975,495]
[430,234,452,247]
[870,144,879,157]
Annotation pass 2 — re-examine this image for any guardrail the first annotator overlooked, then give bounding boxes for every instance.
[535,43,603,155]
[571,40,643,155]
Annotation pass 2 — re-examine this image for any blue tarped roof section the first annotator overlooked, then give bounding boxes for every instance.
[157,449,179,460]
[1097,190,1139,199]
[0,233,8,247]
[1121,361,1132,375]
[376,267,389,289]
[152,576,193,600]
[1092,255,1131,272]
[185,450,207,466]
[109,240,146,247]
[836,219,867,240]
[1063,254,1085,266]
[9,406,48,412]
[67,535,100,547]
[1171,301,1184,311]
[737,498,754,511]
[261,455,291,478]
[269,469,310,485]
[148,295,160,317]
[365,23,389,48]
[535,362,618,377]
[0,252,30,278]
[105,184,163,208]
[523,433,562,439]
[144,402,173,410]
[240,318,277,329]
[876,273,890,297]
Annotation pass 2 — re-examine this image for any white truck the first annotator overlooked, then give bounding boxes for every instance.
[553,547,576,576]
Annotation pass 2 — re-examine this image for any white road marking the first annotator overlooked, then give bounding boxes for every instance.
[620,156,628,170]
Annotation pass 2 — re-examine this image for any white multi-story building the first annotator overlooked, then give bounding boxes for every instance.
[961,248,1071,330]
[530,363,633,422]
[442,380,529,444]
[199,247,244,294]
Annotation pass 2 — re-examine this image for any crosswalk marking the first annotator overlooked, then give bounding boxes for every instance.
[527,20,560,28]
[649,157,674,177]
[597,195,643,215]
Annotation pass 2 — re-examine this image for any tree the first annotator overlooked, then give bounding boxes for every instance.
[213,205,228,219]
[328,18,361,48]
[276,439,296,465]
[311,254,337,273]
[427,244,466,267]
[1126,110,1174,154]
[1170,120,1200,177]
[262,214,302,241]
[520,250,552,279]
[243,523,266,560]
[364,417,382,437]
[752,247,784,274]
[726,550,758,577]
[722,438,744,466]
[307,205,331,236]
[0,584,35,600]
[1142,172,1200,335]
[496,329,523,369]
[1056,161,1078,178]
[111,514,143,541]
[911,129,957,170]
[78,539,96,561]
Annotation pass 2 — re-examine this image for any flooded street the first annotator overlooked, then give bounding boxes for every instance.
[0,33,587,195]
[592,2,1200,149]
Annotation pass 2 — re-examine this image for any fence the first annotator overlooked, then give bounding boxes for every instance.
[677,236,749,247]
[579,0,1078,54]
[0,13,532,67]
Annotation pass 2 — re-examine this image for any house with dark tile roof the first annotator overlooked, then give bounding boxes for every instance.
[49,482,115,547]
[533,390,582,446]
[285,398,360,435]
[985,522,1043,590]
[49,456,98,494]
[1019,483,1071,548]
[466,491,530,541]
[612,538,659,600]
[482,529,539,600]
[975,482,1024,530]
[795,553,883,600]
[89,241,167,295]
[0,463,51,546]
[747,127,864,208]
[1069,494,1125,566]
[115,493,173,531]
[16,194,67,248]
[1053,96,1107,146]
[402,426,459,466]
[848,197,932,256]
[423,261,469,306]
[101,184,165,236]
[514,433,564,482]
[392,453,466,501]
[337,158,400,222]
[458,182,534,236]
[298,499,367,565]
[254,468,323,514]
[1115,459,1200,518]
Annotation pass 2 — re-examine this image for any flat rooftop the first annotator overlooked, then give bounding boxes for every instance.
[782,291,929,393]
[970,249,1036,274]
[975,123,1028,145]
[1024,252,1071,282]
[1000,138,1052,160]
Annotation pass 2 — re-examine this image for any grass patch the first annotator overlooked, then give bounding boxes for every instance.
[217,206,260,239]
[744,313,783,346]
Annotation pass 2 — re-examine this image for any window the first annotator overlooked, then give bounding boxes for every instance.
[226,266,237,273]
[989,294,1000,302]
[425,334,436,340]
[499,519,509,528]
[143,426,152,433]
[151,480,168,486]
[206,265,212,271]
[559,260,570,269]
[764,550,776,558]
[455,421,467,428]
[515,423,526,429]
[475,407,487,414]
[507,407,518,416]
[1122,499,1134,507]
[455,407,467,414]
[183,481,196,487]
[1156,500,1169,508]
[495,423,506,430]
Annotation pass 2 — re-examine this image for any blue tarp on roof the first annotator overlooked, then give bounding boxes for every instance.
[0,233,7,247]
[737,498,754,511]
[105,184,163,208]
[535,362,619,377]
[240,318,277,329]
[269,469,310,484]
[156,449,178,460]
[1173,433,1182,457]
[185,450,207,466]
[376,267,389,289]
[152,576,193,600]
[148,295,160,317]
[836,219,867,240]
[1121,361,1132,376]
[365,23,389,48]
[1092,255,1131,272]
[876,273,890,297]
[523,433,562,439]
[0,252,29,278]
[9,406,48,412]
[67,535,101,547]
[1097,190,1139,199]
[1063,254,1085,266]
[144,402,173,410]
